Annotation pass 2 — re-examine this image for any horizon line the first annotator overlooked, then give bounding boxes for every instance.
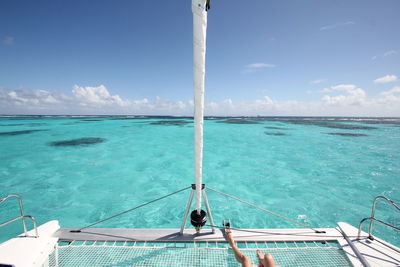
[1,114,400,119]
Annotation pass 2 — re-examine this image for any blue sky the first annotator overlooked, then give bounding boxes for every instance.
[0,0,399,116]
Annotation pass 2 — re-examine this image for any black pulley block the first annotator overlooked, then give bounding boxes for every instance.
[190,209,207,228]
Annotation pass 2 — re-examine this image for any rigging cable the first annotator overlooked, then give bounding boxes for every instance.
[207,186,324,233]
[204,224,367,239]
[71,186,191,232]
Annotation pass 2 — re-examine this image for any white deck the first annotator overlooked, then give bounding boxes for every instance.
[0,221,399,267]
[338,222,400,267]
[0,220,60,267]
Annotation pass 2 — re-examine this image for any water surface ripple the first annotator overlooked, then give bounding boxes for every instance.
[0,116,398,246]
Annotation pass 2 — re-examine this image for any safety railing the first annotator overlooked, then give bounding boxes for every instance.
[358,196,400,239]
[0,194,38,237]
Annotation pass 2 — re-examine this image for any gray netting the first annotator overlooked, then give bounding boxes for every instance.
[46,241,352,267]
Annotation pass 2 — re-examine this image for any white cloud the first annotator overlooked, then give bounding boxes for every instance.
[381,86,400,96]
[223,98,233,107]
[374,75,398,84]
[320,88,332,93]
[384,50,398,57]
[320,21,354,31]
[321,84,358,93]
[4,89,60,107]
[1,84,400,116]
[331,84,360,92]
[263,96,273,105]
[243,63,276,74]
[321,84,366,106]
[310,79,325,84]
[72,85,125,106]
[245,63,276,69]
[372,50,398,60]
[3,36,14,45]
[375,86,400,109]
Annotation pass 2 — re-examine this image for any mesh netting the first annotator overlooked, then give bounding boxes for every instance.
[46,241,352,267]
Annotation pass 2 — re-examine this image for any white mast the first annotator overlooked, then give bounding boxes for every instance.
[192,0,209,214]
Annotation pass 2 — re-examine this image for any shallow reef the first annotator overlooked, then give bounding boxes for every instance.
[241,117,380,129]
[325,132,368,137]
[0,124,25,127]
[0,123,47,127]
[217,119,260,124]
[354,119,400,125]
[149,120,191,126]
[3,116,43,120]
[111,116,192,120]
[204,117,223,120]
[283,120,377,130]
[0,129,48,136]
[49,137,106,146]
[264,132,288,136]
[264,126,290,130]
[110,117,145,120]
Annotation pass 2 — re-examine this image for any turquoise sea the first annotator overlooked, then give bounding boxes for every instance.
[0,116,399,246]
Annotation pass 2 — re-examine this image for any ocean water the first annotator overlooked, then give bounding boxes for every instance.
[0,116,399,246]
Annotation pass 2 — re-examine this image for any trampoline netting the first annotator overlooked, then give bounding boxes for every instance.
[44,241,352,267]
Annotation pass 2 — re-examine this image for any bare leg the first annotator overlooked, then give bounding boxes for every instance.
[225,229,252,267]
[263,253,276,267]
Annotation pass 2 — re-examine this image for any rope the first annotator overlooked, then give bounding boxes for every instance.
[72,186,191,232]
[207,186,323,233]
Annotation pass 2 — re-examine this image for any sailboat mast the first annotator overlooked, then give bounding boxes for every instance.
[192,0,210,214]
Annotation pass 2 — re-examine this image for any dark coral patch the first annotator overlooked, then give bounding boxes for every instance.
[326,133,367,137]
[251,117,378,130]
[111,117,151,121]
[217,119,260,124]
[321,123,375,130]
[264,132,288,136]
[265,126,290,130]
[4,116,41,120]
[0,123,47,127]
[0,129,48,136]
[355,119,400,125]
[285,120,377,130]
[111,116,192,120]
[0,124,25,127]
[150,120,191,126]
[26,123,48,126]
[49,137,106,146]
[204,117,223,120]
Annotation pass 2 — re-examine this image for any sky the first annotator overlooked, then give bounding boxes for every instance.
[0,0,399,116]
